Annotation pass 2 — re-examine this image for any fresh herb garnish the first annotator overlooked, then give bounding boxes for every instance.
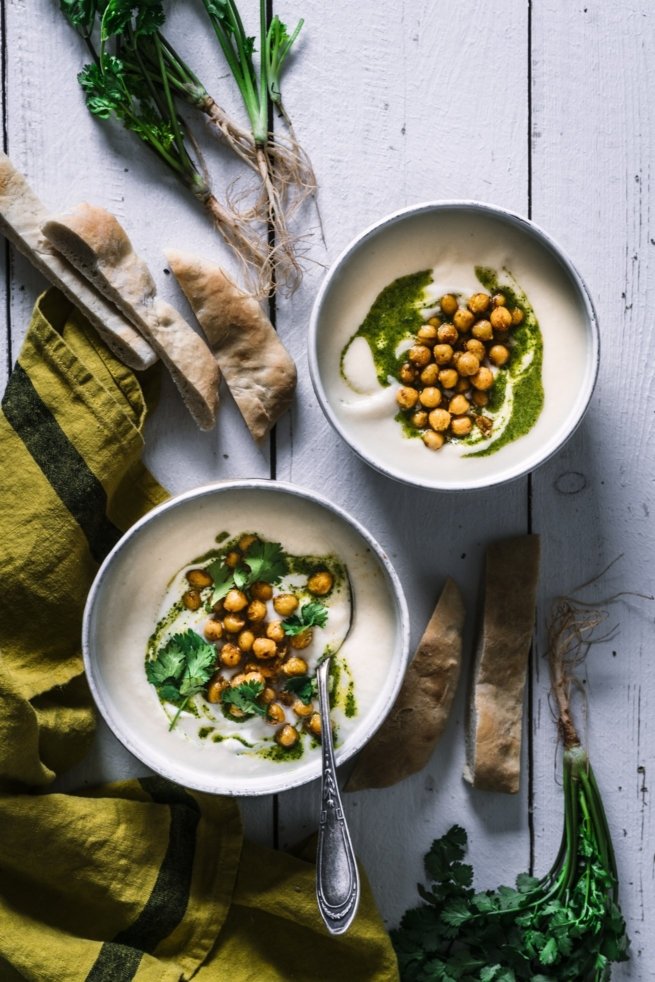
[221,680,267,718]
[235,539,288,587]
[282,600,328,636]
[283,674,317,704]
[146,630,216,730]
[206,539,288,606]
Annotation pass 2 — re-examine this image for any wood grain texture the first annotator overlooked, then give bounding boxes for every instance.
[530,2,655,975]
[0,0,651,969]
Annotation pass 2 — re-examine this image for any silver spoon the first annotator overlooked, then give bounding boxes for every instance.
[315,575,359,935]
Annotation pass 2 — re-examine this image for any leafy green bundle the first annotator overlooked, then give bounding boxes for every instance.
[392,597,629,981]
[205,538,288,606]
[59,0,314,295]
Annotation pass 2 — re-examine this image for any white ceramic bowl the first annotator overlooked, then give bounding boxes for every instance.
[309,201,599,491]
[82,480,410,796]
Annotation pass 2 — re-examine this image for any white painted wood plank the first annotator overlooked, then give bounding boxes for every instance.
[530,2,655,976]
[274,0,534,928]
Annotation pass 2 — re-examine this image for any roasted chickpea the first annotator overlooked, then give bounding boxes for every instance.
[490,305,513,331]
[238,533,258,552]
[206,673,228,704]
[419,387,442,409]
[411,410,429,428]
[408,344,432,367]
[224,589,248,612]
[471,366,494,391]
[275,724,299,748]
[465,338,486,360]
[492,292,507,307]
[433,343,454,365]
[455,376,471,393]
[225,550,241,569]
[267,702,286,725]
[428,408,451,432]
[449,394,470,416]
[472,390,489,407]
[290,629,313,649]
[203,618,224,642]
[437,322,459,344]
[457,352,480,377]
[182,589,202,611]
[453,307,475,332]
[427,315,441,327]
[451,415,473,437]
[440,293,458,317]
[417,324,438,345]
[219,642,242,668]
[228,706,245,719]
[307,713,322,736]
[467,292,491,314]
[266,620,286,643]
[399,361,418,384]
[247,599,267,622]
[237,629,255,653]
[260,686,276,705]
[307,571,334,596]
[281,656,309,676]
[253,637,278,660]
[245,660,280,678]
[471,319,493,341]
[396,386,419,410]
[488,344,510,366]
[420,363,440,386]
[438,368,459,389]
[186,568,213,589]
[293,698,315,718]
[250,581,273,602]
[475,414,494,434]
[511,307,524,325]
[273,593,299,617]
[223,613,246,634]
[422,430,445,451]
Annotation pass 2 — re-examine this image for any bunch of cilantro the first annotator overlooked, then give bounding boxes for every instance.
[146,630,216,731]
[392,747,629,981]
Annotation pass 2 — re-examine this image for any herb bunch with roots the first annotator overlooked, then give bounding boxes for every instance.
[392,595,630,981]
[60,0,317,297]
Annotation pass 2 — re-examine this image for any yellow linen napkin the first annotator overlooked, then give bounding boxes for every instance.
[0,288,399,982]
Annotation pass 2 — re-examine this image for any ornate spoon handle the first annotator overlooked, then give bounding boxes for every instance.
[315,657,360,935]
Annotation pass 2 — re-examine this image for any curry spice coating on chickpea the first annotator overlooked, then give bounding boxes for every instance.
[307,570,334,596]
[392,286,527,451]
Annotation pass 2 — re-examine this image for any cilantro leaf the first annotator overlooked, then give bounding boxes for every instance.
[205,561,235,606]
[146,630,216,729]
[284,674,317,704]
[236,540,287,587]
[282,601,328,636]
[221,680,267,718]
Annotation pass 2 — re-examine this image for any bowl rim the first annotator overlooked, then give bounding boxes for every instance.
[82,478,411,796]
[308,198,600,491]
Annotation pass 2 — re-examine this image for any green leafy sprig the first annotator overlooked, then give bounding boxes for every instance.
[283,673,318,705]
[206,539,288,607]
[221,679,267,719]
[392,748,629,981]
[146,630,216,730]
[282,600,328,636]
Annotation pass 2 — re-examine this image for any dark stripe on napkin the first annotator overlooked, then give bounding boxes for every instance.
[84,779,200,981]
[1,363,121,562]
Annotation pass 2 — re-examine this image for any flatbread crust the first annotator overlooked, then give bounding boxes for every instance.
[42,206,219,430]
[0,153,156,371]
[345,578,466,791]
[464,535,540,794]
[166,249,297,442]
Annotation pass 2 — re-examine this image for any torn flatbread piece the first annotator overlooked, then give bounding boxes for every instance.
[464,534,540,794]
[165,249,297,442]
[42,205,219,430]
[0,153,155,370]
[345,577,465,791]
